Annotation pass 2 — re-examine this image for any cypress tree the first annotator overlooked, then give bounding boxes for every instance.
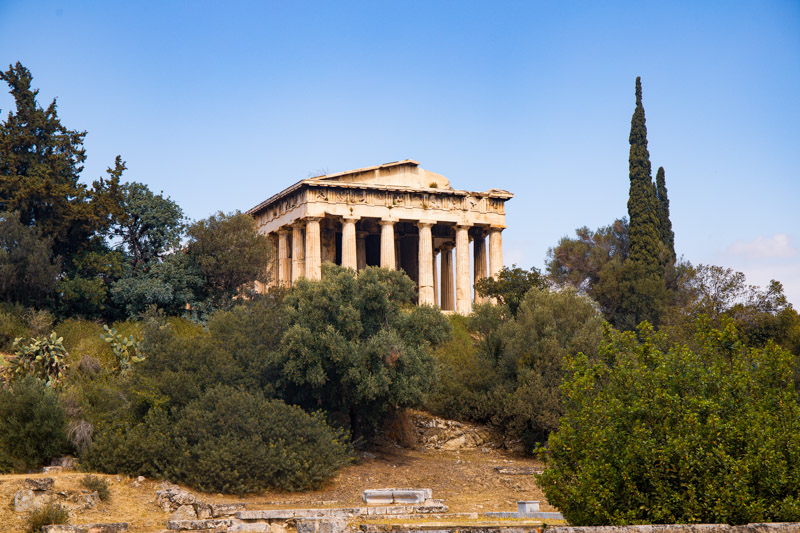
[626,77,662,275]
[655,166,675,260]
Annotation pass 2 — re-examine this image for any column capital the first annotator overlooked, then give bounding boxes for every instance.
[342,215,360,222]
[417,219,436,228]
[276,228,290,235]
[440,243,454,252]
[304,216,323,223]
[379,218,397,226]
[489,224,506,231]
[291,220,306,229]
[456,222,473,229]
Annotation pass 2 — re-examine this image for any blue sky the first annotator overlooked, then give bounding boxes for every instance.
[2,1,799,306]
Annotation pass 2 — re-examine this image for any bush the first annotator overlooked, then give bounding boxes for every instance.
[10,332,69,387]
[538,320,800,525]
[0,303,29,351]
[86,386,351,494]
[80,475,110,501]
[0,376,71,472]
[27,501,69,532]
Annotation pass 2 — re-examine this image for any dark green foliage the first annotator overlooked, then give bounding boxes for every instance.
[474,265,547,317]
[0,303,30,350]
[86,386,351,494]
[110,252,205,317]
[279,264,448,437]
[0,376,70,472]
[538,320,800,525]
[114,180,185,271]
[0,63,122,265]
[58,249,125,319]
[186,211,272,309]
[655,166,674,260]
[80,475,110,501]
[27,501,69,533]
[429,288,604,451]
[0,211,61,308]
[627,77,662,273]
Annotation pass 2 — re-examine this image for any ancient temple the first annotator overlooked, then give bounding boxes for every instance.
[247,160,512,314]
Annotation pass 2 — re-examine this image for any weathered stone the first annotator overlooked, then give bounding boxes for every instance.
[517,501,539,514]
[296,518,347,533]
[362,490,393,505]
[237,510,294,520]
[494,466,540,475]
[195,501,213,519]
[24,477,55,491]
[43,466,64,474]
[413,503,449,514]
[14,489,37,511]
[171,505,198,521]
[166,519,234,530]
[211,502,246,517]
[84,491,101,509]
[228,524,269,533]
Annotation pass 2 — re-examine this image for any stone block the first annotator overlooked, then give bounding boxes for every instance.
[362,490,394,505]
[171,505,197,521]
[236,510,294,520]
[413,503,448,514]
[24,477,55,491]
[228,524,269,533]
[212,503,247,517]
[166,519,234,530]
[295,518,347,533]
[43,466,64,474]
[392,490,427,504]
[517,501,540,514]
[43,524,128,533]
[195,502,213,519]
[14,489,37,512]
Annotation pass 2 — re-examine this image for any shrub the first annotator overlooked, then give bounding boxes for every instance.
[27,501,69,532]
[0,376,71,472]
[538,320,800,525]
[0,303,29,351]
[86,386,351,494]
[80,475,110,501]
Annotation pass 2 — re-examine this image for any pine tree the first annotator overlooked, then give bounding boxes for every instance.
[626,77,662,274]
[655,166,675,260]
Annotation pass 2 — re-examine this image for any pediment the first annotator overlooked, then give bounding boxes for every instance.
[306,159,451,190]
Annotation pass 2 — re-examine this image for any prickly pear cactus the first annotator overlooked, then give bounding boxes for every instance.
[100,325,145,375]
[10,332,69,387]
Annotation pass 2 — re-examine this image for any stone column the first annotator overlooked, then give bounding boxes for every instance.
[357,231,368,271]
[277,229,291,287]
[441,245,454,311]
[379,219,396,270]
[417,221,435,306]
[455,223,472,315]
[305,217,322,281]
[488,226,504,305]
[342,216,358,271]
[433,249,439,307]
[473,229,488,304]
[291,222,305,283]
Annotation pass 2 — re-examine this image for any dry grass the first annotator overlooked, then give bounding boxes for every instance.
[1,416,554,533]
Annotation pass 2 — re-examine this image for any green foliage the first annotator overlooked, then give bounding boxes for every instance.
[0,62,122,265]
[58,248,126,319]
[80,475,110,501]
[27,501,69,533]
[0,303,30,351]
[475,265,547,317]
[186,211,273,309]
[113,181,185,271]
[87,386,351,494]
[655,166,674,260]
[0,211,61,308]
[10,332,69,387]
[279,264,447,436]
[0,376,70,472]
[538,320,800,525]
[100,325,145,374]
[110,252,205,317]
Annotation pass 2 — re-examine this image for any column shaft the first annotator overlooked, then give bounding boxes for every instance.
[455,224,472,314]
[291,223,305,283]
[433,249,439,307]
[441,246,454,311]
[417,221,435,306]
[379,219,396,270]
[488,226,504,305]
[305,217,322,281]
[473,230,488,304]
[278,229,291,287]
[342,217,358,270]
